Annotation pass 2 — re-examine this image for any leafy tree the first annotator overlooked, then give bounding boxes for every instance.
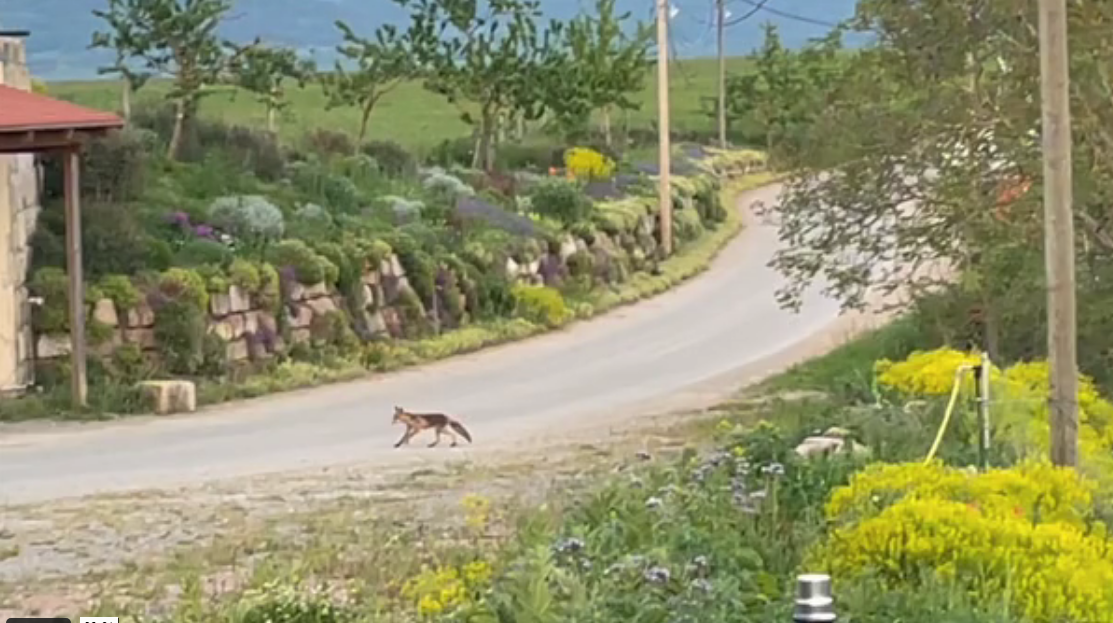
[228,43,315,134]
[759,0,1043,359]
[554,0,652,146]
[91,0,255,160]
[724,23,845,152]
[321,21,415,144]
[396,0,562,170]
[89,19,152,122]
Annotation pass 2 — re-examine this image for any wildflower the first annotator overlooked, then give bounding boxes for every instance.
[761,462,786,477]
[645,496,664,510]
[166,210,190,226]
[553,537,585,555]
[644,565,671,584]
[193,224,215,238]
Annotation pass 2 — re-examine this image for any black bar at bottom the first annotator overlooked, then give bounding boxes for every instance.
[7,618,72,622]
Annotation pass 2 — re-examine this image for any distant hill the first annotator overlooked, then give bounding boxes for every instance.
[1,0,862,82]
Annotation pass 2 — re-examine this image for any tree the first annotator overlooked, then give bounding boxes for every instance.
[758,0,1045,361]
[396,0,561,170]
[320,21,415,145]
[89,19,152,122]
[229,43,315,134]
[91,0,255,160]
[723,23,844,151]
[557,0,652,146]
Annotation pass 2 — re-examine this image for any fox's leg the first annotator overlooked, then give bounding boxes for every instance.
[447,428,459,447]
[428,427,442,447]
[394,427,413,448]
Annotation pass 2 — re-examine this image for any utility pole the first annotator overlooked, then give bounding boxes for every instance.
[1037,0,1078,467]
[716,0,727,148]
[656,0,673,255]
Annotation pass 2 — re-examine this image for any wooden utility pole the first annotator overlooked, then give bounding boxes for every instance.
[716,0,727,148]
[63,148,88,408]
[1037,0,1078,466]
[656,0,673,255]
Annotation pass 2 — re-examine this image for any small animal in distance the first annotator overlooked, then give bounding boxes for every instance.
[391,406,473,448]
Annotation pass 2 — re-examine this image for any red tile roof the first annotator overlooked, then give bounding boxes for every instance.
[0,84,123,133]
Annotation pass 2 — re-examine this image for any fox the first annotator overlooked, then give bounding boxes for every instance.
[391,406,473,448]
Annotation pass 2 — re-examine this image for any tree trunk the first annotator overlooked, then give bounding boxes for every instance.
[478,108,497,172]
[167,99,189,160]
[601,106,613,147]
[121,81,132,122]
[266,105,277,134]
[982,297,1001,363]
[358,103,373,146]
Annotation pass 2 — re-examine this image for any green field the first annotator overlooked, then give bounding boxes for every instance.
[48,57,750,153]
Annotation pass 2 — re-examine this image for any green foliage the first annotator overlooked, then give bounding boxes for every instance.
[322,19,416,143]
[29,268,72,334]
[227,43,315,133]
[267,239,335,285]
[360,140,416,177]
[207,195,285,251]
[236,581,352,623]
[724,24,845,152]
[152,268,210,375]
[396,0,562,170]
[98,274,141,310]
[511,284,571,328]
[545,0,652,143]
[174,237,233,267]
[91,0,245,160]
[528,178,594,226]
[228,258,262,293]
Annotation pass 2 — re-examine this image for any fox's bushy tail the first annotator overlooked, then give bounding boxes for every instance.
[450,420,473,443]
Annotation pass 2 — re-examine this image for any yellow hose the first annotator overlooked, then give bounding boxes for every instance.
[924,366,972,464]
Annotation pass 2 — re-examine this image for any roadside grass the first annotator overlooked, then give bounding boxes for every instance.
[48,57,756,154]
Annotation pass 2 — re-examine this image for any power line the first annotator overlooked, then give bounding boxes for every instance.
[729,0,840,28]
[723,0,774,28]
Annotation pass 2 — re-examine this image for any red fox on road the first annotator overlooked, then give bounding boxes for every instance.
[391,406,473,448]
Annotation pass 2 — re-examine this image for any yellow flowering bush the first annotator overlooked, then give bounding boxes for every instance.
[816,462,1113,623]
[564,147,616,180]
[461,493,492,532]
[825,460,1098,530]
[874,348,983,396]
[400,559,493,617]
[874,348,1113,487]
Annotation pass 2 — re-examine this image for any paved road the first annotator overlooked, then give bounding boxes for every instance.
[0,183,844,505]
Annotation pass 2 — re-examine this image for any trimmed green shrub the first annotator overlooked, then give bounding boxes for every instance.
[566,250,595,278]
[528,178,594,226]
[195,264,230,294]
[29,267,71,334]
[152,268,209,375]
[511,284,572,328]
[207,195,285,250]
[174,238,233,267]
[228,258,262,293]
[268,240,335,285]
[362,140,417,177]
[97,274,141,311]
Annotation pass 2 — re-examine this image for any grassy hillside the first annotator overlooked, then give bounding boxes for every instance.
[48,57,752,153]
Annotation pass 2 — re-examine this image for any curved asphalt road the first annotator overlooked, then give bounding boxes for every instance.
[0,183,844,505]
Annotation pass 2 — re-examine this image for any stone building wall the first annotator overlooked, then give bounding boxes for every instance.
[0,34,40,393]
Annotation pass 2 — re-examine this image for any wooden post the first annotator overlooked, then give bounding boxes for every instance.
[656,0,673,256]
[63,147,87,408]
[716,0,728,149]
[1037,0,1078,466]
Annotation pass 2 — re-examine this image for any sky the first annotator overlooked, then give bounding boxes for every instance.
[1,0,862,81]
